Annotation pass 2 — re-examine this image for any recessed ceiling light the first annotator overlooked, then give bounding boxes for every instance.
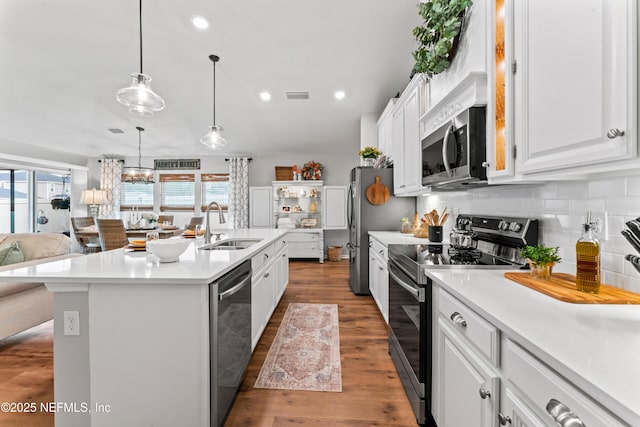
[260,91,271,101]
[192,16,209,29]
[334,90,346,100]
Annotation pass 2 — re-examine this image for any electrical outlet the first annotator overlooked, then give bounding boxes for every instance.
[590,211,608,241]
[63,311,80,336]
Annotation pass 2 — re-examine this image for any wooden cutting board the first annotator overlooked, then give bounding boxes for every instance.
[504,272,640,304]
[365,176,390,205]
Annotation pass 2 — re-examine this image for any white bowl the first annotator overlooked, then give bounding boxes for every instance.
[146,239,190,263]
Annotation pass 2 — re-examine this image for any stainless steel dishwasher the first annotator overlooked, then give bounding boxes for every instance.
[210,259,252,427]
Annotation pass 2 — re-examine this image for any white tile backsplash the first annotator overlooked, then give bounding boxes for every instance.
[417,175,640,292]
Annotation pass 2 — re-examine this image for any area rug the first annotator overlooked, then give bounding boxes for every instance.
[254,303,342,392]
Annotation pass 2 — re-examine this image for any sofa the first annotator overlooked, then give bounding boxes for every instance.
[0,233,82,341]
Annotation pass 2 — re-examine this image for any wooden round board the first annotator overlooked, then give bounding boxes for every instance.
[366,176,390,205]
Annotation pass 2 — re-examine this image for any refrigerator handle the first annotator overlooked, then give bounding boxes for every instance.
[347,183,354,228]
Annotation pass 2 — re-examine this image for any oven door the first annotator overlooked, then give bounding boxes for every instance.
[388,261,428,392]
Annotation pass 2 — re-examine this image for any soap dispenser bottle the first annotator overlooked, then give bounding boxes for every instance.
[576,212,601,293]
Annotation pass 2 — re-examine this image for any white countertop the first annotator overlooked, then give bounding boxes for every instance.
[369,231,446,245]
[427,269,640,424]
[0,229,287,287]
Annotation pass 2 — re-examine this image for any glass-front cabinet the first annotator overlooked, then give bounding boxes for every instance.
[272,180,324,262]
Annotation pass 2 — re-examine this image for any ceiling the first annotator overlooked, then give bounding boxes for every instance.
[0,0,421,159]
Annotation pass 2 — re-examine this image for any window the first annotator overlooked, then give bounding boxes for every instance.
[201,173,229,211]
[160,174,195,211]
[120,182,154,209]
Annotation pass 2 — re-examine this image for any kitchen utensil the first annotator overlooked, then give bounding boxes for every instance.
[428,225,443,242]
[625,254,640,274]
[439,212,449,226]
[365,176,390,205]
[622,229,640,253]
[625,220,640,242]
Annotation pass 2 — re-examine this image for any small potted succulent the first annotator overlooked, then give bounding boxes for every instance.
[519,244,561,279]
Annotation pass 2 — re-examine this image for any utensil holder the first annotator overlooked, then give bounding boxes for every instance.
[428,226,443,242]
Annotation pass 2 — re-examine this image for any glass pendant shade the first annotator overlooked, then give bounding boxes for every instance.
[200,125,227,150]
[116,73,165,116]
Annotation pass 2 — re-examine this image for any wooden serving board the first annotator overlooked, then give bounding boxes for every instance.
[365,176,390,206]
[504,272,640,304]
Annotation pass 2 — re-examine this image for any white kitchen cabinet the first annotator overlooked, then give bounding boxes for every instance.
[436,288,500,427]
[323,186,347,230]
[393,75,424,196]
[501,388,547,427]
[368,236,389,323]
[377,98,397,159]
[504,339,627,427]
[510,0,637,176]
[250,240,288,351]
[283,230,323,263]
[249,186,272,228]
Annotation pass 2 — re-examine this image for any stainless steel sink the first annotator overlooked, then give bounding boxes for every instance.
[198,238,263,251]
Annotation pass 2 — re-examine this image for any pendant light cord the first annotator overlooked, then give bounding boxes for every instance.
[139,0,143,74]
[212,59,216,125]
[136,126,144,168]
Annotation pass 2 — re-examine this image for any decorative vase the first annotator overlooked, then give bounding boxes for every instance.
[529,262,554,280]
[362,157,376,167]
[401,222,412,234]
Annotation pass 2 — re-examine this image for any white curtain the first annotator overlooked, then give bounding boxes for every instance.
[100,159,122,219]
[228,158,250,229]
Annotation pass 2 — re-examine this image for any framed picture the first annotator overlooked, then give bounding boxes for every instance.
[281,205,291,213]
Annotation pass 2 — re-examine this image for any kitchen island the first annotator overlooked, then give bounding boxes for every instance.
[428,269,640,426]
[0,228,287,427]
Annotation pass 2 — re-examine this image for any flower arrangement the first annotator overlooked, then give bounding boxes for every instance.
[358,146,381,159]
[141,212,159,224]
[301,161,323,180]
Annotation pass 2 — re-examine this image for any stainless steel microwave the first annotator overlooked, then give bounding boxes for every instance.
[421,106,487,190]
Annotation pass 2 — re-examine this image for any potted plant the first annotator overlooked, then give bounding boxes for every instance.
[358,146,381,166]
[519,244,562,279]
[412,0,473,78]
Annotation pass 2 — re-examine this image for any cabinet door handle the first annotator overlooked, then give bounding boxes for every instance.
[378,266,384,271]
[450,312,467,328]
[498,412,512,425]
[264,253,269,260]
[606,128,625,139]
[264,272,270,278]
[379,249,384,255]
[546,399,586,427]
[478,388,491,399]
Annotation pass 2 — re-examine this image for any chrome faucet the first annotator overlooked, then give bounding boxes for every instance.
[205,201,226,243]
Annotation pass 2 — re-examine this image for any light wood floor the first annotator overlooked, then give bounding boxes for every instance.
[0,260,418,427]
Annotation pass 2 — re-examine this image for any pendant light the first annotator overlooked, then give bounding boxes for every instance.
[116,0,165,116]
[200,54,228,150]
[122,127,155,183]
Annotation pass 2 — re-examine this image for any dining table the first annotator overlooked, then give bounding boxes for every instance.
[75,227,184,241]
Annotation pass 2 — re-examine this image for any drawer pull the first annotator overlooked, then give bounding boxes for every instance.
[478,388,491,399]
[606,128,624,139]
[378,266,384,271]
[450,312,467,328]
[379,249,384,255]
[264,253,269,260]
[546,399,585,427]
[498,412,512,425]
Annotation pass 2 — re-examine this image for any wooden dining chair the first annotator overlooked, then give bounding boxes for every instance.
[97,219,130,251]
[71,216,102,254]
[185,216,203,231]
[158,215,174,225]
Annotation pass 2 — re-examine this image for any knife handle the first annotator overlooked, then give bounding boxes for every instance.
[625,254,640,274]
[622,230,640,254]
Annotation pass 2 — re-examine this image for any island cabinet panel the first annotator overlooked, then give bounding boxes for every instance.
[511,0,636,175]
[368,236,389,323]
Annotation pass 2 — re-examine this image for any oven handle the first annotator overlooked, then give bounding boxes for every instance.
[442,121,455,177]
[389,266,424,303]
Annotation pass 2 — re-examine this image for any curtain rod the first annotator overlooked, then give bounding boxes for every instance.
[225,158,253,162]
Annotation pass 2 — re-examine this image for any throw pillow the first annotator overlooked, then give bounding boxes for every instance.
[0,241,25,266]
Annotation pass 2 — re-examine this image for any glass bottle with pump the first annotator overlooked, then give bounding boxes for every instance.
[576,212,600,293]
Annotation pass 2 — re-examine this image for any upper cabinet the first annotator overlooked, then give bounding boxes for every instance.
[489,0,637,181]
[377,99,397,160]
[393,75,427,196]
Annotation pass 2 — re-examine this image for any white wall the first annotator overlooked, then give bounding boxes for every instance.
[417,174,640,293]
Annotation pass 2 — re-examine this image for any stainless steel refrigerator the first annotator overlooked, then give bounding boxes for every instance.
[347,167,415,295]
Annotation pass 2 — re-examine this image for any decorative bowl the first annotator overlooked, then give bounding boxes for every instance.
[146,239,190,263]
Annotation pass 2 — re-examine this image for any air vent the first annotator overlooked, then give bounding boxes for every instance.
[108,128,124,134]
[286,91,309,100]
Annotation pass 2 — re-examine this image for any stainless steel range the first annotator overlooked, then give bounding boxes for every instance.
[387,214,538,426]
